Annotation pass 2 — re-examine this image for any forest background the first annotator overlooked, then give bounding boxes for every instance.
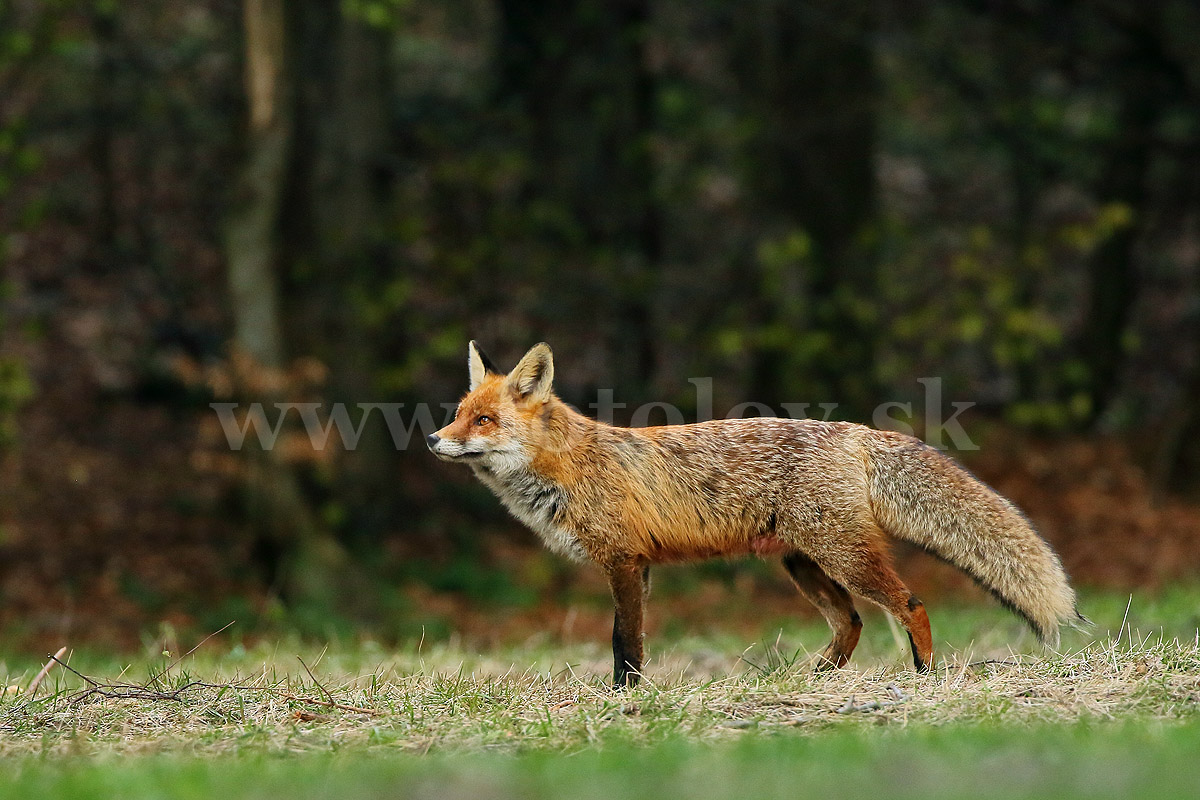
[2,0,1200,652]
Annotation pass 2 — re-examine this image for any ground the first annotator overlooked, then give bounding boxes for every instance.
[2,585,1200,798]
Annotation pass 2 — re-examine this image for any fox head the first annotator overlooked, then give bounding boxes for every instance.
[426,341,562,471]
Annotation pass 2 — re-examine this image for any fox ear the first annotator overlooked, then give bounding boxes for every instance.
[468,340,501,390]
[505,342,554,402]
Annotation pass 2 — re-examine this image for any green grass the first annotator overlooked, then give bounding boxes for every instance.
[1,584,1199,798]
[7,723,1200,799]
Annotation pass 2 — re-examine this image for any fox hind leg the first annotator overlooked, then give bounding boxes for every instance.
[805,531,934,672]
[782,552,862,670]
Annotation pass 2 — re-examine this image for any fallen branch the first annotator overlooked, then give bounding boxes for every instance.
[152,621,237,684]
[297,656,336,705]
[27,647,68,697]
[277,692,383,717]
[25,655,386,718]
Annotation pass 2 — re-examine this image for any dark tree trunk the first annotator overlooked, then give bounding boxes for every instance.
[1077,43,1165,426]
[226,0,290,369]
[495,0,662,395]
[613,0,660,390]
[89,4,118,269]
[734,0,879,413]
[224,0,345,607]
[289,1,395,544]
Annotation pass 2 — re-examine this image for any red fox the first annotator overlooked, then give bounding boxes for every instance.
[428,341,1080,687]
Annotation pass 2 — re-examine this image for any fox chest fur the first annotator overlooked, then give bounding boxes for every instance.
[471,462,587,561]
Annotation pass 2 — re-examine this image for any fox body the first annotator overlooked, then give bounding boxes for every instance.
[428,342,1079,687]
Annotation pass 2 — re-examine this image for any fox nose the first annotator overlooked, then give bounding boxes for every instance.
[426,433,441,449]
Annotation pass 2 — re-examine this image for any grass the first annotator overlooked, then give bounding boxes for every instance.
[8,723,1200,800]
[1,585,1200,797]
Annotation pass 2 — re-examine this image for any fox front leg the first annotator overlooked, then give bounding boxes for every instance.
[607,562,648,689]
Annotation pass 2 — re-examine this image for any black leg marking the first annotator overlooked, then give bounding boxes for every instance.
[612,611,636,688]
[907,631,929,672]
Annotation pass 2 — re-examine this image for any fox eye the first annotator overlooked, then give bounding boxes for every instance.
[476,415,492,426]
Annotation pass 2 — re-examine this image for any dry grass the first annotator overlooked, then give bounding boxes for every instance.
[2,626,1198,759]
[2,593,1199,799]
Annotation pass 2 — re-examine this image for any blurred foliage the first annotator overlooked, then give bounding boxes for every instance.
[0,354,33,448]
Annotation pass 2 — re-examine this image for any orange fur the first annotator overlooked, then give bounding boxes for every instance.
[429,342,1079,687]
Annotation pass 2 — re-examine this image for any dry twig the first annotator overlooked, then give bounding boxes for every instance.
[27,647,68,697]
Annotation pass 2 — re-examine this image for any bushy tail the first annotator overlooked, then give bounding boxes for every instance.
[866,434,1079,647]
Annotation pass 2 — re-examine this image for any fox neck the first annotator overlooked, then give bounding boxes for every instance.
[472,459,583,561]
[470,398,590,561]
